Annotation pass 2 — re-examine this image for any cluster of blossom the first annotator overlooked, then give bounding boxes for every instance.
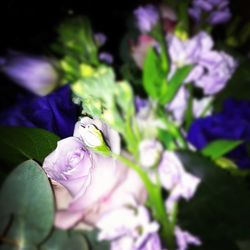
[167,31,237,122]
[133,4,237,124]
[189,0,231,25]
[42,116,201,250]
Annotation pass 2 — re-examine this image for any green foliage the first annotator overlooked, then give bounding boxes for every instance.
[143,47,168,101]
[178,151,250,250]
[160,65,193,105]
[201,139,243,160]
[41,229,88,250]
[52,17,98,66]
[83,229,110,250]
[0,127,59,167]
[0,160,54,249]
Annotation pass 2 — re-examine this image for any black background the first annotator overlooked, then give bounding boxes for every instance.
[0,0,248,109]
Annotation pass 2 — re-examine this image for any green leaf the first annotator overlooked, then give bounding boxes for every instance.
[177,151,250,250]
[143,47,167,100]
[158,129,176,150]
[160,65,193,105]
[41,228,88,250]
[0,127,59,166]
[115,81,135,117]
[83,229,110,250]
[0,160,54,249]
[201,139,242,160]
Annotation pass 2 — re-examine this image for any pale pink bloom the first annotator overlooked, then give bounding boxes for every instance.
[131,35,158,69]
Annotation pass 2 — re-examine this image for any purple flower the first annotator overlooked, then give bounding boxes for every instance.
[168,32,213,82]
[158,151,201,211]
[135,96,149,113]
[94,33,107,47]
[134,5,159,33]
[0,52,58,96]
[167,87,189,124]
[195,51,237,95]
[187,99,250,169]
[189,0,231,25]
[43,137,93,196]
[168,32,237,95]
[175,226,202,250]
[43,137,146,229]
[99,52,114,64]
[97,203,159,250]
[0,85,78,138]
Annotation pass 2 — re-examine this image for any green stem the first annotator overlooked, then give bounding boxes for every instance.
[184,84,194,131]
[158,108,188,149]
[113,154,175,249]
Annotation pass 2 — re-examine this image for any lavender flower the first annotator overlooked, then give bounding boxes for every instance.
[167,87,189,124]
[94,33,107,47]
[168,32,237,95]
[111,233,162,250]
[134,5,159,33]
[0,52,58,96]
[97,202,159,250]
[195,51,237,95]
[99,52,114,64]
[175,226,202,250]
[139,139,163,168]
[189,0,231,25]
[168,32,213,80]
[158,151,201,211]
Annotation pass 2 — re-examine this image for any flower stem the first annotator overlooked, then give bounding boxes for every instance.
[113,154,175,249]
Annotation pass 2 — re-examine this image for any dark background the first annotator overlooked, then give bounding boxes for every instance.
[0,0,248,54]
[0,0,248,109]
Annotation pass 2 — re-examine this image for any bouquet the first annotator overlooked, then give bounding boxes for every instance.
[1,1,250,249]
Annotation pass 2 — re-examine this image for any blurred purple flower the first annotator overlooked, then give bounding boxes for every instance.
[0,52,58,96]
[168,32,237,95]
[99,52,114,64]
[134,5,159,33]
[0,85,79,138]
[195,51,237,95]
[135,96,149,113]
[175,226,202,250]
[158,151,201,211]
[187,99,250,169]
[167,87,189,124]
[97,203,159,250]
[189,0,231,25]
[94,33,107,47]
[168,32,214,82]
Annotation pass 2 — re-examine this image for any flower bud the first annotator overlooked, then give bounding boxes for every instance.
[139,139,163,168]
[79,123,110,155]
